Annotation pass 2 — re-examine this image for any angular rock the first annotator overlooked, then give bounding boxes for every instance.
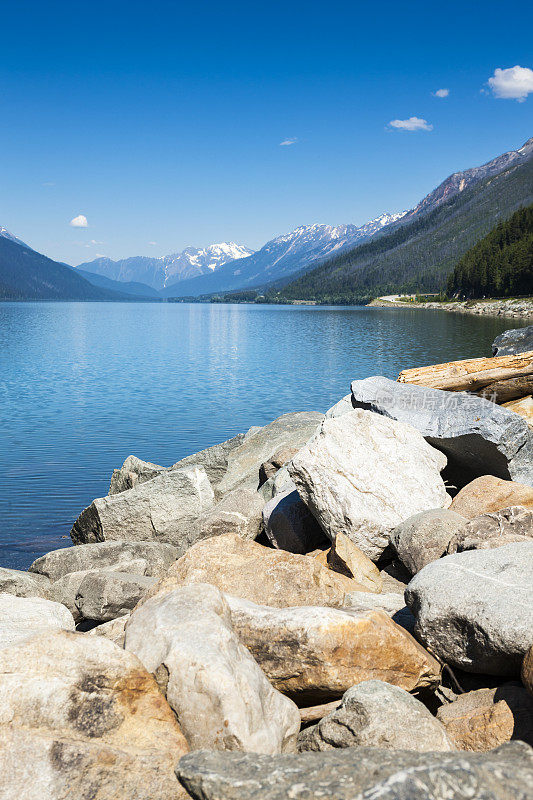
[176,741,533,800]
[226,595,441,704]
[0,630,189,799]
[298,679,453,752]
[71,465,215,546]
[86,614,129,647]
[262,489,327,554]
[30,540,178,581]
[125,584,300,753]
[380,559,412,593]
[390,509,467,575]
[51,569,155,622]
[405,543,533,675]
[325,394,355,418]
[142,532,365,608]
[0,567,51,599]
[327,532,382,591]
[436,684,533,751]
[171,432,247,493]
[258,446,299,487]
[0,593,75,650]
[503,395,533,427]
[109,454,165,494]
[449,506,533,552]
[258,465,295,502]
[343,590,415,633]
[288,409,448,561]
[191,487,265,547]
[492,326,533,356]
[450,475,533,518]
[351,375,533,485]
[522,645,533,696]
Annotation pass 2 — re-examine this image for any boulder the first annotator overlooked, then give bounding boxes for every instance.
[0,593,75,649]
[217,412,323,495]
[343,590,415,634]
[288,409,448,561]
[51,569,155,622]
[390,509,467,575]
[86,614,129,647]
[325,394,355,418]
[503,395,533,427]
[258,466,295,502]
[436,684,533,751]
[0,567,51,599]
[327,532,382,591]
[109,454,165,494]
[226,595,441,704]
[70,466,215,546]
[405,543,533,676]
[492,326,533,356]
[143,532,364,608]
[262,489,327,554]
[176,741,533,800]
[450,475,533,518]
[30,540,178,581]
[258,446,299,487]
[191,487,265,547]
[350,375,533,486]
[298,679,453,752]
[0,630,189,800]
[522,646,533,696]
[170,432,247,493]
[448,506,533,552]
[379,559,412,593]
[124,584,300,754]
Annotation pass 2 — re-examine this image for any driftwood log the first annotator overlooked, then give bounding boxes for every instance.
[397,351,533,392]
[476,375,533,404]
[299,700,341,724]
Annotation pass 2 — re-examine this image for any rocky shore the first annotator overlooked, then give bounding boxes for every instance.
[369,296,533,318]
[1,327,533,799]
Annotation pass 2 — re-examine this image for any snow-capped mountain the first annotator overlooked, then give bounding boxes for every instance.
[77,242,254,291]
[160,212,407,298]
[0,226,27,248]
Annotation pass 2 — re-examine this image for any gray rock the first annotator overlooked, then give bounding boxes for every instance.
[30,540,178,581]
[350,375,533,486]
[258,446,300,487]
[75,571,156,622]
[258,466,296,502]
[171,432,246,494]
[405,542,533,675]
[263,489,327,554]
[390,509,467,575]
[298,679,453,752]
[449,506,533,552]
[0,593,75,649]
[0,567,51,599]
[86,614,129,647]
[109,454,165,494]
[71,466,215,546]
[288,409,449,561]
[176,741,533,800]
[492,326,533,356]
[343,591,415,633]
[190,487,265,551]
[325,394,355,418]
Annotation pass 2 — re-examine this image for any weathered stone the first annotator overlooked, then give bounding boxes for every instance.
[217,412,323,495]
[176,741,533,800]
[343,591,415,633]
[288,409,448,561]
[125,584,300,753]
[143,532,364,608]
[86,614,129,647]
[492,326,533,356]
[449,506,533,552]
[405,543,533,675]
[258,466,295,502]
[0,630,189,799]
[299,679,453,752]
[71,466,215,545]
[503,395,533,427]
[226,595,440,704]
[380,559,412,593]
[325,394,355,418]
[0,593,75,650]
[191,487,265,548]
[0,567,51,599]
[522,646,533,696]
[30,540,178,581]
[262,489,327,554]
[327,532,382,591]
[171,432,247,493]
[450,475,533,518]
[109,454,165,494]
[51,569,155,621]
[390,509,467,575]
[258,446,299,487]
[437,684,533,751]
[351,375,533,485]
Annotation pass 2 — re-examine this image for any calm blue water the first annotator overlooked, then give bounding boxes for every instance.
[0,301,523,569]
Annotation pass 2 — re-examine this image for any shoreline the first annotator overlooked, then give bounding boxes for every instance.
[368,296,533,319]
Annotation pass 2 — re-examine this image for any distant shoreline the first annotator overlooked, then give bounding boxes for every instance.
[368,296,533,319]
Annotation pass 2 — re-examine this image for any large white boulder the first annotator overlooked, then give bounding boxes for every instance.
[0,593,75,650]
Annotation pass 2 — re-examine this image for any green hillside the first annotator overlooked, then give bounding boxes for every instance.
[277,154,533,304]
[447,204,533,298]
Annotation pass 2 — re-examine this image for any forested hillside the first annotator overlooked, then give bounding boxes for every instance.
[447,205,533,298]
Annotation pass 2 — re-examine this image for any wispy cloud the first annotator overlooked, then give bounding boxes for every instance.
[487,65,533,102]
[148,241,157,246]
[95,253,106,258]
[388,117,433,131]
[42,181,55,187]
[70,214,88,228]
[280,137,298,146]
[432,88,449,98]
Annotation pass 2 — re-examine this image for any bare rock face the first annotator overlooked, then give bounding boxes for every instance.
[0,567,51,600]
[262,489,327,554]
[390,509,467,575]
[342,591,415,634]
[70,465,215,546]
[492,326,533,356]
[288,409,448,561]
[109,454,165,494]
[51,569,156,622]
[124,584,300,754]
[327,532,382,591]
[86,614,129,647]
[437,684,533,751]
[191,487,265,547]
[0,593,75,650]
[0,630,189,800]
[325,394,355,418]
[448,506,533,552]
[142,532,364,608]
[450,475,533,518]
[258,446,299,487]
[298,680,453,752]
[226,595,441,704]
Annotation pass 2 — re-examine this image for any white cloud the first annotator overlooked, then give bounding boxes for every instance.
[488,65,533,101]
[95,253,105,258]
[433,88,449,98]
[70,214,88,228]
[148,241,157,246]
[388,117,433,131]
[280,137,298,146]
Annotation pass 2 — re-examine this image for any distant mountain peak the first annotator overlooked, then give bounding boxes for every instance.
[0,226,27,248]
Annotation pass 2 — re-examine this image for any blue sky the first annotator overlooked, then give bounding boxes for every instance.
[0,0,532,265]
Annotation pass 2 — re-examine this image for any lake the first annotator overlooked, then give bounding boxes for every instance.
[0,301,524,569]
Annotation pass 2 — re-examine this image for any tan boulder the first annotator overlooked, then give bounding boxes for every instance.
[503,396,533,427]
[142,532,367,608]
[327,532,382,592]
[522,645,533,696]
[450,475,533,519]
